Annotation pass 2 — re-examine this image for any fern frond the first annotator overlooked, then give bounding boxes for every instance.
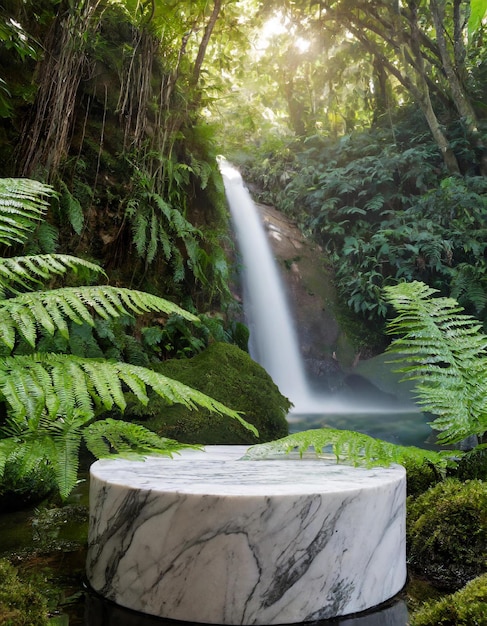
[0,178,54,246]
[0,254,105,298]
[0,353,255,433]
[83,418,198,459]
[58,180,84,235]
[0,437,19,477]
[384,281,487,444]
[0,286,199,349]
[46,414,84,499]
[244,428,456,472]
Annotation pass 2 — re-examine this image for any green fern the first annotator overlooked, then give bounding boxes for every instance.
[0,254,105,298]
[450,263,487,316]
[0,352,254,497]
[0,178,53,245]
[83,418,196,459]
[0,286,198,351]
[244,428,456,472]
[58,180,84,235]
[384,281,487,444]
[0,178,255,499]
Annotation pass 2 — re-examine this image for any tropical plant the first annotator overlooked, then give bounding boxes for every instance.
[244,120,487,325]
[244,426,455,473]
[0,178,254,498]
[384,281,487,445]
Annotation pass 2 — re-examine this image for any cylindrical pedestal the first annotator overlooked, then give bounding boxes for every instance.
[86,446,406,625]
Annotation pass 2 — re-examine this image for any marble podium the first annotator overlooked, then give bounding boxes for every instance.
[86,446,406,625]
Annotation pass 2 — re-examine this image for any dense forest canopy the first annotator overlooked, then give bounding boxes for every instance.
[1,0,487,332]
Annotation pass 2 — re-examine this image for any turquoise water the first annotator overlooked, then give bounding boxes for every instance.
[289,410,434,449]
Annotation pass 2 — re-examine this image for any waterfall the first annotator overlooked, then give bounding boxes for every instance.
[220,159,314,411]
[219,159,431,447]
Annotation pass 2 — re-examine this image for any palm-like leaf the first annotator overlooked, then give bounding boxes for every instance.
[384,281,487,444]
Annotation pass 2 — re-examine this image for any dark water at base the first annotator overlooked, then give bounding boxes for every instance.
[82,586,410,626]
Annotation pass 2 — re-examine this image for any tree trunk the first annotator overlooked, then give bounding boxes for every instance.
[430,0,479,133]
[192,0,222,87]
[348,19,461,174]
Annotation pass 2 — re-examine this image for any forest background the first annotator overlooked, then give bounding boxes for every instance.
[1,0,487,349]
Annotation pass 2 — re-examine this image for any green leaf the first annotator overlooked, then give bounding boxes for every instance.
[384,281,487,444]
[244,428,455,472]
[469,0,487,38]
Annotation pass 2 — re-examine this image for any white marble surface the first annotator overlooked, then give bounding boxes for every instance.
[86,446,406,625]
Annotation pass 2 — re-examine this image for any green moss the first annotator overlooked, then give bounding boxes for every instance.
[0,558,49,625]
[0,459,56,511]
[137,342,290,444]
[403,457,444,497]
[407,479,487,590]
[410,573,487,625]
[455,447,487,481]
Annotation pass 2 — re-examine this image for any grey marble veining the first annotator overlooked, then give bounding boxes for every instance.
[86,446,406,625]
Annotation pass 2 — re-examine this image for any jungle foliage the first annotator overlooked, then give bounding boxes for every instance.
[0,0,241,310]
[242,119,487,326]
[0,178,253,499]
[221,0,487,331]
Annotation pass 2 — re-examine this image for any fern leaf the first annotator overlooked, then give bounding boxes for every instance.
[0,178,54,246]
[384,281,487,444]
[147,209,158,264]
[0,438,19,477]
[0,287,198,349]
[132,211,147,257]
[59,180,84,235]
[83,418,198,459]
[47,414,84,499]
[244,428,456,472]
[0,254,105,297]
[0,353,256,434]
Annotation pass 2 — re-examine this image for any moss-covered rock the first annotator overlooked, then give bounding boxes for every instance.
[137,343,290,444]
[0,558,49,625]
[407,479,487,590]
[410,573,487,625]
[403,457,444,497]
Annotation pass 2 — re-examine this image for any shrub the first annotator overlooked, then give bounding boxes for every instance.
[407,479,487,590]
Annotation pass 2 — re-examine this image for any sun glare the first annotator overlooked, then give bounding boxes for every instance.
[255,11,310,55]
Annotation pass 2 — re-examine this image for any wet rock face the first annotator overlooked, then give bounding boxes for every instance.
[255,203,356,392]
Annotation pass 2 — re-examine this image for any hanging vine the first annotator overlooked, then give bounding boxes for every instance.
[17,0,103,179]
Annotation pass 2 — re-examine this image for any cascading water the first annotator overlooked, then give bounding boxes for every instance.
[220,158,316,412]
[219,158,432,448]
